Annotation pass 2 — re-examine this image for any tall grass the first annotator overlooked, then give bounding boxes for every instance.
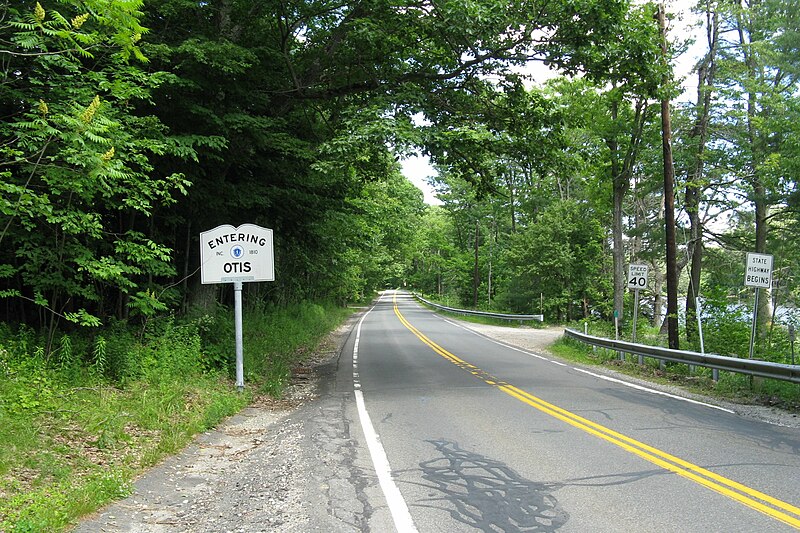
[193,301,352,395]
[0,300,353,531]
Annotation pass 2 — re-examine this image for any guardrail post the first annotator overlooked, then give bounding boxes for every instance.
[584,321,595,355]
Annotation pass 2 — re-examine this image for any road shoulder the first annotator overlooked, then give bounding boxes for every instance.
[74,313,367,532]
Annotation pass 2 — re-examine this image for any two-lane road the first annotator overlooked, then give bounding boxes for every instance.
[343,291,800,532]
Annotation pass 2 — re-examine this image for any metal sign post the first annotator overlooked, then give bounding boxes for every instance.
[696,297,705,355]
[234,281,244,391]
[627,264,649,364]
[749,288,760,360]
[632,289,640,344]
[696,296,715,380]
[744,253,773,360]
[200,224,275,391]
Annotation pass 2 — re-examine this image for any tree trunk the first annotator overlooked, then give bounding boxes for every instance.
[737,1,772,328]
[754,183,772,327]
[652,263,664,329]
[506,170,517,233]
[487,259,492,304]
[436,249,442,297]
[607,94,647,326]
[487,218,494,305]
[608,98,626,324]
[612,162,626,324]
[658,4,679,350]
[473,219,479,308]
[685,6,719,342]
[181,221,192,314]
[684,185,703,341]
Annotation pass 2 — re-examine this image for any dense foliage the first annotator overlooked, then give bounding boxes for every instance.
[2,1,799,358]
[406,0,800,362]
[0,0,645,332]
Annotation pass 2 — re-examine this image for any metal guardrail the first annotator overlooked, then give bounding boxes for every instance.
[564,328,800,384]
[413,294,544,322]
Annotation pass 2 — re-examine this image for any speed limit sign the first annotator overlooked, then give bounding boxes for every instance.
[627,264,649,290]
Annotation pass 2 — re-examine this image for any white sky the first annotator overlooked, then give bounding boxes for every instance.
[400,156,440,204]
[400,0,704,205]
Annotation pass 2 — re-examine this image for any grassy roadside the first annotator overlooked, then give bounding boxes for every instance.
[0,301,356,532]
[549,335,800,412]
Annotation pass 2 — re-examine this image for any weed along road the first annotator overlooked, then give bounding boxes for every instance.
[344,291,800,532]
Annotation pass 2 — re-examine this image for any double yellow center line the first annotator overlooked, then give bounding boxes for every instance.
[393,295,800,529]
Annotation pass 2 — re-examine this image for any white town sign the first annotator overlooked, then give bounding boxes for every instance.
[200,224,274,284]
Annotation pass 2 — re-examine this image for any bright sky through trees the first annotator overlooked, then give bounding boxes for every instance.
[401,0,703,205]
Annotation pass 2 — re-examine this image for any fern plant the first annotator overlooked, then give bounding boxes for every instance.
[91,335,108,379]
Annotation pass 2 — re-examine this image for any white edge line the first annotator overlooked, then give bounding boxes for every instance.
[441,317,550,361]
[572,367,736,413]
[353,302,418,533]
[437,315,735,414]
[354,391,417,532]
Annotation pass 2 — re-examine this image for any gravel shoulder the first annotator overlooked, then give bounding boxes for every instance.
[74,315,365,533]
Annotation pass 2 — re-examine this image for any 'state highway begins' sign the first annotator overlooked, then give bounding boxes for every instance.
[744,252,772,289]
[200,224,274,284]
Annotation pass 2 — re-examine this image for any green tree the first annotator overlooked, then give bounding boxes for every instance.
[504,200,610,320]
[0,1,188,347]
[698,0,800,333]
[410,207,458,298]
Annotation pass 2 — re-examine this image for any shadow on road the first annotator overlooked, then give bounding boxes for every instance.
[417,439,569,532]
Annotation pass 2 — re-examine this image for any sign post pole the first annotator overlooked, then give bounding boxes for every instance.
[632,289,640,344]
[696,297,705,355]
[633,288,644,364]
[234,281,244,391]
[749,287,759,360]
[697,296,714,380]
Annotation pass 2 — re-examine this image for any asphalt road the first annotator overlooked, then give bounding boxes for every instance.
[345,291,800,532]
[74,290,799,532]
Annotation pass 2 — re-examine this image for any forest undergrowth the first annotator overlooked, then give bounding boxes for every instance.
[0,301,353,532]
